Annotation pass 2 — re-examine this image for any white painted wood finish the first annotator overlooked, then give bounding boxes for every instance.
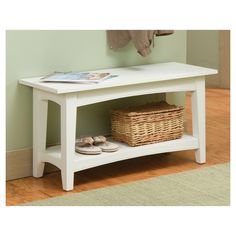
[33,89,48,177]
[20,62,217,94]
[60,94,77,191]
[20,63,217,191]
[43,134,198,172]
[191,78,206,163]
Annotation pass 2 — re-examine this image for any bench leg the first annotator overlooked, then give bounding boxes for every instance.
[33,89,47,177]
[60,94,77,191]
[191,78,206,164]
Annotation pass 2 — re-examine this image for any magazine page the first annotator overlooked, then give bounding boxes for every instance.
[40,72,114,83]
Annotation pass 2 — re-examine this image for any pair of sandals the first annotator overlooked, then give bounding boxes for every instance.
[75,136,119,155]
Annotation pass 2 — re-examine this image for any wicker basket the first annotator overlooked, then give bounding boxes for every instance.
[111,101,184,147]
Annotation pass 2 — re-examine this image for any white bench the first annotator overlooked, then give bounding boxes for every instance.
[19,62,217,191]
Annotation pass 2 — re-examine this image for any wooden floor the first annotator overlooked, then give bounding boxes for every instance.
[6,89,230,206]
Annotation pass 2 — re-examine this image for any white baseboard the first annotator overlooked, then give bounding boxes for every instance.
[6,148,59,181]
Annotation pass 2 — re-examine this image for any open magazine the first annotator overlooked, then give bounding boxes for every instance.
[40,72,117,84]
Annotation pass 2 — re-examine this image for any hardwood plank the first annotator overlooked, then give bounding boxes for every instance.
[6,88,230,206]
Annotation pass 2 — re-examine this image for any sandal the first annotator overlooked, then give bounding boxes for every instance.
[93,136,119,152]
[75,137,102,155]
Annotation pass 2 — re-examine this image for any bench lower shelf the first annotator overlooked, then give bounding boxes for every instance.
[42,133,199,172]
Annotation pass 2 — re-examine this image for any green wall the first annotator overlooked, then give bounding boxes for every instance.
[6,30,187,151]
[187,30,219,69]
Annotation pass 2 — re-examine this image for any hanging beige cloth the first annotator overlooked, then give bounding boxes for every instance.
[107,30,174,57]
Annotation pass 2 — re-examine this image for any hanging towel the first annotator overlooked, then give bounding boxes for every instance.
[107,30,174,57]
